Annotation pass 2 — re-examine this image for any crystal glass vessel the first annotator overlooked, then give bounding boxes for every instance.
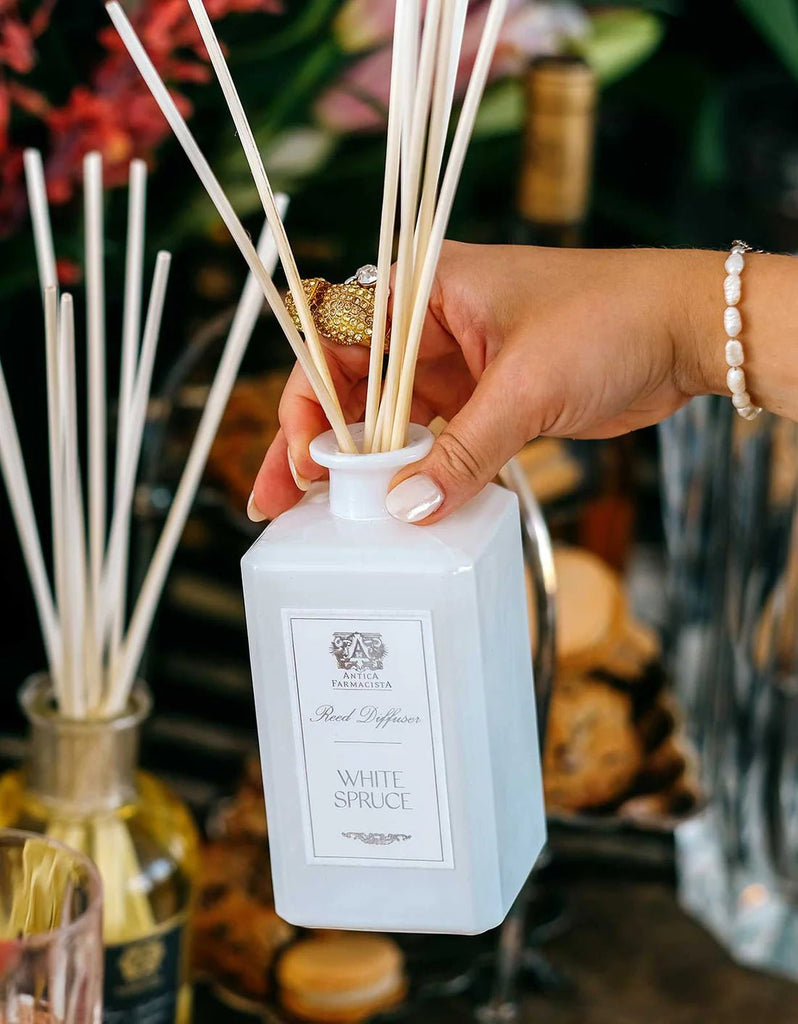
[0,677,200,1024]
[0,829,103,1024]
[242,423,546,934]
[661,402,798,977]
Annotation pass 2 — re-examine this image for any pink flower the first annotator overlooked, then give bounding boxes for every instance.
[317,0,587,134]
[333,0,398,54]
[460,0,585,84]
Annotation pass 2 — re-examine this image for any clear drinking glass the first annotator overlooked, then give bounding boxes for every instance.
[660,401,798,976]
[0,676,199,1024]
[0,829,103,1024]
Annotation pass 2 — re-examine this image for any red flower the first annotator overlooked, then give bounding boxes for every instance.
[0,0,54,73]
[41,0,282,204]
[56,256,81,285]
[8,80,49,117]
[46,87,134,201]
[0,143,25,235]
[0,0,283,230]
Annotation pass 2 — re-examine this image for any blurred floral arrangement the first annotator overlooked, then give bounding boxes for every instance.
[0,0,662,297]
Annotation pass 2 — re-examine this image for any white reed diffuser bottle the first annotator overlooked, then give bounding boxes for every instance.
[242,424,546,934]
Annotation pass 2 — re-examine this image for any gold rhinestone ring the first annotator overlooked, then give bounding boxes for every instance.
[284,264,390,349]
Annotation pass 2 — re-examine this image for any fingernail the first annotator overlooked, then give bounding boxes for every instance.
[287,449,310,491]
[386,474,443,523]
[247,491,267,523]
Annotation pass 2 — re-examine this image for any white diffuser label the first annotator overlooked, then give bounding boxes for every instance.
[283,611,453,868]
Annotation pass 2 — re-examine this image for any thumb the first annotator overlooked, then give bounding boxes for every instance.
[386,367,532,524]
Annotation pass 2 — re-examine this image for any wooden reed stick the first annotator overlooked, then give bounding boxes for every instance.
[0,353,61,684]
[58,294,88,718]
[44,286,66,691]
[22,149,58,297]
[374,0,424,450]
[108,212,285,713]
[104,252,172,677]
[110,159,147,665]
[117,160,147,503]
[22,153,64,694]
[364,0,410,452]
[185,0,344,422]
[105,1,356,454]
[413,0,468,282]
[391,0,509,449]
[378,0,443,449]
[83,152,106,659]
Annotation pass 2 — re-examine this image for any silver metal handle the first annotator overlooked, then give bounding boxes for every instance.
[499,457,557,749]
[477,465,556,1023]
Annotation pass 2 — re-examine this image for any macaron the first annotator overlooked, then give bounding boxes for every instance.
[277,933,406,1023]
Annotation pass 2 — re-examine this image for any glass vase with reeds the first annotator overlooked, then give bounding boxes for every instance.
[0,147,286,1021]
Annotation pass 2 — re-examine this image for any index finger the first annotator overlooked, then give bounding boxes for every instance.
[280,343,371,478]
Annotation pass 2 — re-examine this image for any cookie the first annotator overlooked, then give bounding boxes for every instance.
[206,370,290,507]
[543,674,642,812]
[516,438,582,504]
[277,934,406,1024]
[552,547,626,668]
[634,736,687,793]
[597,616,661,682]
[242,754,264,792]
[216,786,268,842]
[617,777,701,823]
[198,840,274,909]
[193,889,293,999]
[194,839,292,999]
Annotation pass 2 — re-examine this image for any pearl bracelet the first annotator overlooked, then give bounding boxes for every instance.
[723,240,761,421]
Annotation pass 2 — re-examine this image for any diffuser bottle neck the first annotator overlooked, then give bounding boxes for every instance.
[309,423,434,522]
[21,674,150,814]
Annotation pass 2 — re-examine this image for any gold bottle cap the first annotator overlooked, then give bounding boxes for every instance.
[519,56,596,228]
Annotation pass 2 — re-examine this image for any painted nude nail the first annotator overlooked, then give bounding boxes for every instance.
[386,474,443,523]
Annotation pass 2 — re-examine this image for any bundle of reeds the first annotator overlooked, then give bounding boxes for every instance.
[106,0,508,454]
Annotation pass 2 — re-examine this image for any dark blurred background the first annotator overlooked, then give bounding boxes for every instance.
[2,0,798,810]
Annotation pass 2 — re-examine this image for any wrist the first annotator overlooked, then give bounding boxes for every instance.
[670,247,798,418]
[668,248,727,399]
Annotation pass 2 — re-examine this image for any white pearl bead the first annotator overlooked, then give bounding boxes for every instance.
[739,405,762,421]
[725,339,744,366]
[727,367,747,393]
[724,307,742,337]
[725,251,744,274]
[724,274,741,305]
[732,391,750,409]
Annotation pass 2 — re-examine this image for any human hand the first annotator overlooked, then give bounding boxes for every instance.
[250,241,719,524]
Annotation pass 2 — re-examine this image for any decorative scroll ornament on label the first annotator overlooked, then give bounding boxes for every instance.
[342,832,412,846]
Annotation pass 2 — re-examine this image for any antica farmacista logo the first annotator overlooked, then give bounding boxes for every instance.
[330,631,387,671]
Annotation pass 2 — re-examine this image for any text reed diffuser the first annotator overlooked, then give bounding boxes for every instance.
[108,0,546,933]
[243,424,545,933]
[0,150,285,1021]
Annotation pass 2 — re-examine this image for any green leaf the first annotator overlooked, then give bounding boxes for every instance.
[692,86,729,187]
[473,79,525,137]
[573,10,665,86]
[737,0,798,81]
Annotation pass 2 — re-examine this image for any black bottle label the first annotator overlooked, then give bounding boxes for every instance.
[102,919,185,1024]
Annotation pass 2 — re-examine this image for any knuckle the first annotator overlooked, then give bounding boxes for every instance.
[434,430,483,484]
